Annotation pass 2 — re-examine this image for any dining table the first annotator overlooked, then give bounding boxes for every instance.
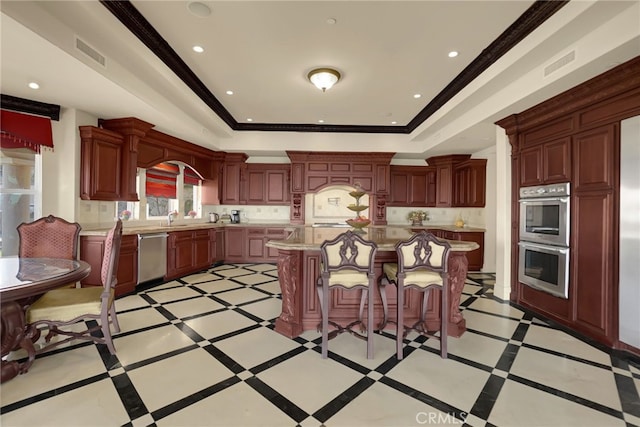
[0,256,91,383]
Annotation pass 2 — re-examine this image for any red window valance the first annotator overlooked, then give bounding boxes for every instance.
[184,166,201,186]
[146,163,178,198]
[0,109,53,153]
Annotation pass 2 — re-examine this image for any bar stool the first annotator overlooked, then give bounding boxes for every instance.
[381,231,451,359]
[317,230,378,359]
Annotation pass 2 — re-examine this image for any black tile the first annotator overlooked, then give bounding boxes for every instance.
[313,377,375,423]
[469,374,506,420]
[245,375,309,423]
[111,372,149,420]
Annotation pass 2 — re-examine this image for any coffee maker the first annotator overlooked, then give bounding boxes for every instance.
[230,210,241,223]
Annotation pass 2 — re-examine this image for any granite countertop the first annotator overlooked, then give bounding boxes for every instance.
[265,225,479,252]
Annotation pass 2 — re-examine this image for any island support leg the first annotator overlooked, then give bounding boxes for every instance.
[447,251,468,337]
[274,249,304,338]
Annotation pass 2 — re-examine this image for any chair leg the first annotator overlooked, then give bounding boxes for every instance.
[440,281,448,359]
[396,280,404,360]
[378,276,389,330]
[358,289,367,332]
[367,279,374,359]
[321,279,330,359]
[109,304,120,334]
[102,309,116,355]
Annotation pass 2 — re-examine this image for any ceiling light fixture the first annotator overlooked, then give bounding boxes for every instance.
[308,68,341,92]
[192,45,204,53]
[28,82,40,90]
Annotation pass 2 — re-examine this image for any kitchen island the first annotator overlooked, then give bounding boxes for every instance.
[266,226,479,339]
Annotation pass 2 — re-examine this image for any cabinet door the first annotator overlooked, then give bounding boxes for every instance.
[266,228,288,261]
[225,228,245,261]
[519,146,543,187]
[167,231,194,278]
[409,173,428,206]
[435,164,453,207]
[389,171,409,205]
[246,169,266,204]
[543,138,571,183]
[215,229,225,262]
[222,163,243,204]
[453,232,484,271]
[266,170,290,204]
[115,234,138,296]
[426,167,437,207]
[80,127,123,201]
[193,230,211,270]
[573,125,615,192]
[247,228,266,260]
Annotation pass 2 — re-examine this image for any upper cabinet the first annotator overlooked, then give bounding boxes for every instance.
[79,126,125,201]
[79,117,224,202]
[245,164,291,205]
[519,137,571,186]
[388,165,436,207]
[427,155,487,207]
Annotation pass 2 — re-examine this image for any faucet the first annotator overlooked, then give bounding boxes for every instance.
[167,213,174,226]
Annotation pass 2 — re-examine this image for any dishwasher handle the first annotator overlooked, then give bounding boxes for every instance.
[138,233,169,240]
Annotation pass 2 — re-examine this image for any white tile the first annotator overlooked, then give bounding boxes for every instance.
[386,348,491,412]
[183,310,256,340]
[238,298,283,321]
[254,280,282,295]
[1,378,130,427]
[467,296,524,318]
[127,348,234,412]
[489,379,626,427]
[215,287,272,305]
[257,350,364,414]
[114,325,195,366]
[424,330,507,367]
[214,327,300,369]
[162,296,225,318]
[180,272,221,284]
[144,286,203,303]
[510,346,621,410]
[156,381,295,426]
[193,279,243,294]
[115,294,151,311]
[462,309,521,339]
[115,306,169,333]
[523,324,612,365]
[233,273,276,285]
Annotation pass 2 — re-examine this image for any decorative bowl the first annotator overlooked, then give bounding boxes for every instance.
[346,218,371,229]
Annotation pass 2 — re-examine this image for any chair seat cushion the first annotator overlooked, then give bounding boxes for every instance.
[328,269,370,288]
[27,287,112,323]
[383,263,443,288]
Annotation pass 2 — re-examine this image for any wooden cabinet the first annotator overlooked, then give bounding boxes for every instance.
[245,164,291,205]
[453,159,487,207]
[427,155,486,207]
[166,229,212,279]
[79,126,124,201]
[222,162,244,205]
[388,166,436,207]
[224,227,245,262]
[80,234,137,297]
[209,228,225,265]
[426,229,484,271]
[520,137,571,186]
[224,226,289,262]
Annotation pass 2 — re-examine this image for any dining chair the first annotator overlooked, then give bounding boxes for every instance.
[26,220,123,355]
[17,215,82,289]
[381,231,451,359]
[317,230,378,359]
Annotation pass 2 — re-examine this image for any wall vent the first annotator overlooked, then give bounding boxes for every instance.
[75,37,106,67]
[544,50,575,77]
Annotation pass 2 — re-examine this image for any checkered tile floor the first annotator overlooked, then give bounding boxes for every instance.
[2,264,639,426]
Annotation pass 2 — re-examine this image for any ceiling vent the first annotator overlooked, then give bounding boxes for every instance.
[544,50,575,77]
[75,37,106,67]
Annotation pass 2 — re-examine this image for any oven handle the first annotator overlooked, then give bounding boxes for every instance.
[518,241,569,254]
[519,197,569,203]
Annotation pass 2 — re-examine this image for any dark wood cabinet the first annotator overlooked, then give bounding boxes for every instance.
[520,138,571,186]
[79,127,124,201]
[244,164,291,205]
[224,228,245,262]
[193,229,211,271]
[80,234,137,297]
[167,231,195,279]
[426,229,484,271]
[209,228,225,265]
[247,228,266,259]
[388,166,436,207]
[222,162,244,205]
[454,159,487,207]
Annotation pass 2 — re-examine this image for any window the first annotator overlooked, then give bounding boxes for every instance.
[116,162,201,220]
[0,148,40,256]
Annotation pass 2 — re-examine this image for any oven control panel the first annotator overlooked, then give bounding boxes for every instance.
[519,182,570,199]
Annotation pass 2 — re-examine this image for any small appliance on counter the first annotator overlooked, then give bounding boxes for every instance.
[209,212,219,223]
[231,210,241,224]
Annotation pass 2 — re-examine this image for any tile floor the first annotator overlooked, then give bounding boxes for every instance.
[2,263,639,427]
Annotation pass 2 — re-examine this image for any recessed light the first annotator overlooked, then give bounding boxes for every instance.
[188,2,211,17]
[247,118,253,122]
[226,90,234,95]
[448,51,458,58]
[192,45,204,53]
[326,18,337,25]
[318,119,325,123]
[391,121,397,125]
[413,94,421,99]
[28,82,40,90]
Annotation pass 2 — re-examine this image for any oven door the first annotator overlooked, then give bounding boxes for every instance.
[519,197,570,247]
[518,241,569,299]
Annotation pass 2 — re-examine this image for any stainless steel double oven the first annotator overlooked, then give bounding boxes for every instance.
[518,182,570,299]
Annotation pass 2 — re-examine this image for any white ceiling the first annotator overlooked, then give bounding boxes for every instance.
[1,1,638,160]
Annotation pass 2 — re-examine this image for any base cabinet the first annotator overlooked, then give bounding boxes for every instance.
[426,229,484,271]
[80,234,137,297]
[225,226,289,263]
[166,229,212,280]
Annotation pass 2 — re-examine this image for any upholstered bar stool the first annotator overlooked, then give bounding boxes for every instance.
[381,231,451,359]
[317,230,378,359]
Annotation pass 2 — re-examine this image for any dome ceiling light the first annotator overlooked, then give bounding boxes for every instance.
[307,68,341,92]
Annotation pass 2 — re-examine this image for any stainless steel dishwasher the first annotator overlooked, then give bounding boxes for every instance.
[137,233,168,284]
